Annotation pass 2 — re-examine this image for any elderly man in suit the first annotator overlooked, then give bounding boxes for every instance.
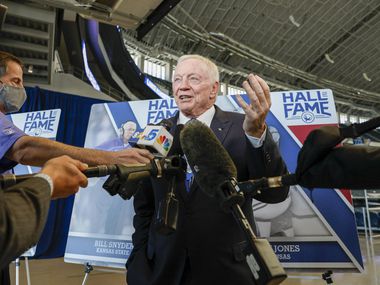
[126,54,289,285]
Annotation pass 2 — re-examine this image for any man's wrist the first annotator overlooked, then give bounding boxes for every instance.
[245,126,267,148]
[246,124,266,138]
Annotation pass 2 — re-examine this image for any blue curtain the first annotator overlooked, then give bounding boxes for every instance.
[20,86,110,258]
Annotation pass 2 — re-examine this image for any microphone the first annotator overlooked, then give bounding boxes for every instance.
[103,155,186,200]
[137,119,174,157]
[0,165,118,189]
[239,117,380,194]
[238,174,296,197]
[180,120,237,198]
[0,157,186,200]
[180,119,287,285]
[155,124,184,235]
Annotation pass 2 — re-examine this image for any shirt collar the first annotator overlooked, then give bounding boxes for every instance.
[177,106,215,127]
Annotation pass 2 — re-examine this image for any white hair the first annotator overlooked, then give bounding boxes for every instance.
[176,54,219,83]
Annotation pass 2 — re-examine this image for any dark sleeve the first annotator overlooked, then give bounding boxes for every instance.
[246,128,289,203]
[127,178,154,265]
[0,177,51,269]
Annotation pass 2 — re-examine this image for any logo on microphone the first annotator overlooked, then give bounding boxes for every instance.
[157,135,171,151]
[142,129,159,141]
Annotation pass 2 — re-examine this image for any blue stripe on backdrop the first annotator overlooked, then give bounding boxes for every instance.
[19,86,110,258]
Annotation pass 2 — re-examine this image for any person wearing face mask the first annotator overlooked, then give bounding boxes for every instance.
[0,51,153,284]
[0,81,26,113]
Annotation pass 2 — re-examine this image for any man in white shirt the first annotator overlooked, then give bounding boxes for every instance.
[127,54,289,285]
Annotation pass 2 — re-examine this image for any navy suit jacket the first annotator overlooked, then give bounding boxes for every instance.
[126,106,288,285]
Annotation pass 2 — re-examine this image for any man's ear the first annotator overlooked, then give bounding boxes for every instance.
[210,81,219,99]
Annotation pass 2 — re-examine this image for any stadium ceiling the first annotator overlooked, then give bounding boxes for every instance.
[1,0,379,116]
[0,0,180,85]
[28,0,181,35]
[126,0,380,116]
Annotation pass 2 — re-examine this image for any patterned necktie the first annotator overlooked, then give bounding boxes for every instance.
[185,170,193,192]
[184,118,197,192]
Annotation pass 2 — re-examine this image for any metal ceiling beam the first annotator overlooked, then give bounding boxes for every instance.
[0,38,49,53]
[136,0,182,40]
[19,57,49,67]
[161,15,380,105]
[2,0,55,23]
[2,23,50,40]
[30,0,139,27]
[305,3,380,73]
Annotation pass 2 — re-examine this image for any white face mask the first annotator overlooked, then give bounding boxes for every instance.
[0,84,27,113]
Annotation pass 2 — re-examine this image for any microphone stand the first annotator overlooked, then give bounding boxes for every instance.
[155,175,179,235]
[217,179,287,285]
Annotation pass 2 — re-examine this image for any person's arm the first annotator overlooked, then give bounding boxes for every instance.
[6,136,153,167]
[236,74,289,203]
[0,176,50,269]
[245,130,289,203]
[0,155,88,268]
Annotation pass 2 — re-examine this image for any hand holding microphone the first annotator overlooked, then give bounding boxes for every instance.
[104,120,186,200]
[109,117,175,166]
[113,148,154,164]
[41,155,89,199]
[0,156,89,199]
[239,116,380,195]
[1,120,185,201]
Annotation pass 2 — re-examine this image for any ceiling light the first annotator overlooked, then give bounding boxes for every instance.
[289,15,301,28]
[324,53,335,64]
[363,72,372,82]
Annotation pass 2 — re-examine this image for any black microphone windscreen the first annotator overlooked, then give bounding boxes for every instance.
[180,120,237,197]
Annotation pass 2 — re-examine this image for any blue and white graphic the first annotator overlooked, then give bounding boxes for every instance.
[280,89,336,125]
[65,90,362,272]
[10,109,61,138]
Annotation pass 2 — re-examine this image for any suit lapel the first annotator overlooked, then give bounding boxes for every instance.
[210,106,233,145]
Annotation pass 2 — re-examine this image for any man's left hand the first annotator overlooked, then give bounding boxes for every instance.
[114,148,154,165]
[236,74,271,138]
